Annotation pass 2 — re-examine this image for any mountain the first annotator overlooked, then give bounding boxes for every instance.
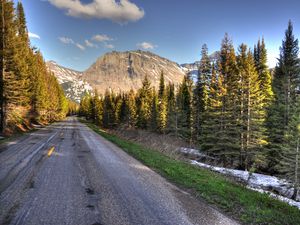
[47,50,223,102]
[46,61,92,102]
[180,51,220,81]
[84,50,186,94]
[181,61,200,81]
[47,50,187,101]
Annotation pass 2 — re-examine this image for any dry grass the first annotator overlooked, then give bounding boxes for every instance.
[110,127,196,160]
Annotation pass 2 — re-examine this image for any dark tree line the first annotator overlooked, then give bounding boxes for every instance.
[0,0,69,134]
[80,21,300,199]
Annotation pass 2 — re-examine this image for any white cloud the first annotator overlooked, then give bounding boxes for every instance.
[75,43,85,51]
[59,36,85,51]
[59,36,74,44]
[85,39,97,48]
[104,43,114,49]
[48,0,144,23]
[29,32,40,39]
[92,34,113,42]
[137,42,157,50]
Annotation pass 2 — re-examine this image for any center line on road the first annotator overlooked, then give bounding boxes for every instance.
[47,147,55,157]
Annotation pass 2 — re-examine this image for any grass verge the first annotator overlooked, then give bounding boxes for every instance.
[83,120,300,225]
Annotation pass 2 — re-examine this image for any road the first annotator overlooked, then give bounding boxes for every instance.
[0,117,238,225]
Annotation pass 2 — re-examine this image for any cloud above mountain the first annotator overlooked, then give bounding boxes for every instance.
[59,37,85,51]
[92,34,113,42]
[48,0,145,23]
[137,42,157,50]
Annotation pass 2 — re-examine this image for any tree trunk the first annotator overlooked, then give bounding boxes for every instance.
[292,136,299,200]
[246,77,251,170]
[0,0,4,134]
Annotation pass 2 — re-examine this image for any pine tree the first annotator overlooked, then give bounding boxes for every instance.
[166,83,177,135]
[102,90,115,128]
[125,89,137,127]
[1,0,20,131]
[254,38,273,106]
[177,74,193,142]
[80,93,92,120]
[157,71,167,133]
[150,89,158,131]
[215,33,240,166]
[136,75,152,129]
[93,91,103,126]
[0,0,67,132]
[201,63,224,154]
[0,0,5,132]
[237,44,265,170]
[194,44,211,143]
[267,20,300,172]
[15,1,30,105]
[114,93,123,126]
[279,97,300,200]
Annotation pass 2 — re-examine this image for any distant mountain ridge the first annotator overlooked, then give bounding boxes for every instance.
[47,50,221,102]
[46,61,92,102]
[83,50,186,94]
[47,50,187,102]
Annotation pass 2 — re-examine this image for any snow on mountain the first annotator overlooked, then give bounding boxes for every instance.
[180,51,220,82]
[47,61,92,103]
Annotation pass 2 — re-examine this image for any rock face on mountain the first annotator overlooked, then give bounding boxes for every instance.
[47,50,187,102]
[46,61,92,102]
[83,50,186,94]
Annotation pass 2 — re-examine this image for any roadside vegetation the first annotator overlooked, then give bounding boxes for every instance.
[80,20,300,200]
[83,120,300,225]
[0,1,77,136]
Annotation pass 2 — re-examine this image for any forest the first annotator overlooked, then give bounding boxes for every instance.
[0,1,72,135]
[80,21,300,199]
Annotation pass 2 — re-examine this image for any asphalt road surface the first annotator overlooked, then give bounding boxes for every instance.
[0,117,239,225]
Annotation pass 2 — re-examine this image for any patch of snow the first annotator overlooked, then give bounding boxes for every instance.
[179,147,215,160]
[248,187,300,210]
[191,160,300,209]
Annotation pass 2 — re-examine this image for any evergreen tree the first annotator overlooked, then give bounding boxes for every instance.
[1,0,20,131]
[267,20,300,172]
[254,38,273,106]
[157,71,167,133]
[166,83,177,135]
[15,1,30,105]
[279,96,300,200]
[0,0,5,132]
[136,75,152,129]
[102,90,115,128]
[193,44,211,143]
[237,44,265,170]
[93,91,103,126]
[0,0,67,133]
[114,94,123,126]
[125,89,137,127]
[201,63,224,154]
[150,89,158,131]
[216,33,240,166]
[80,93,92,120]
[177,74,193,142]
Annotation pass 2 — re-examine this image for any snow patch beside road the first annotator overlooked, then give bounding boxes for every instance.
[191,160,300,209]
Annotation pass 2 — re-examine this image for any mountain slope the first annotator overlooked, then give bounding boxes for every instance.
[84,50,186,94]
[46,61,92,102]
[47,50,187,101]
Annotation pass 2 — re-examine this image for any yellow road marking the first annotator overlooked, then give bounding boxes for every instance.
[47,147,55,157]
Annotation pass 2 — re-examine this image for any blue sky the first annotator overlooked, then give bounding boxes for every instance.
[20,0,300,71]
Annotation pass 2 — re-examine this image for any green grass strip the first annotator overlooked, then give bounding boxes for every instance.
[83,120,300,225]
